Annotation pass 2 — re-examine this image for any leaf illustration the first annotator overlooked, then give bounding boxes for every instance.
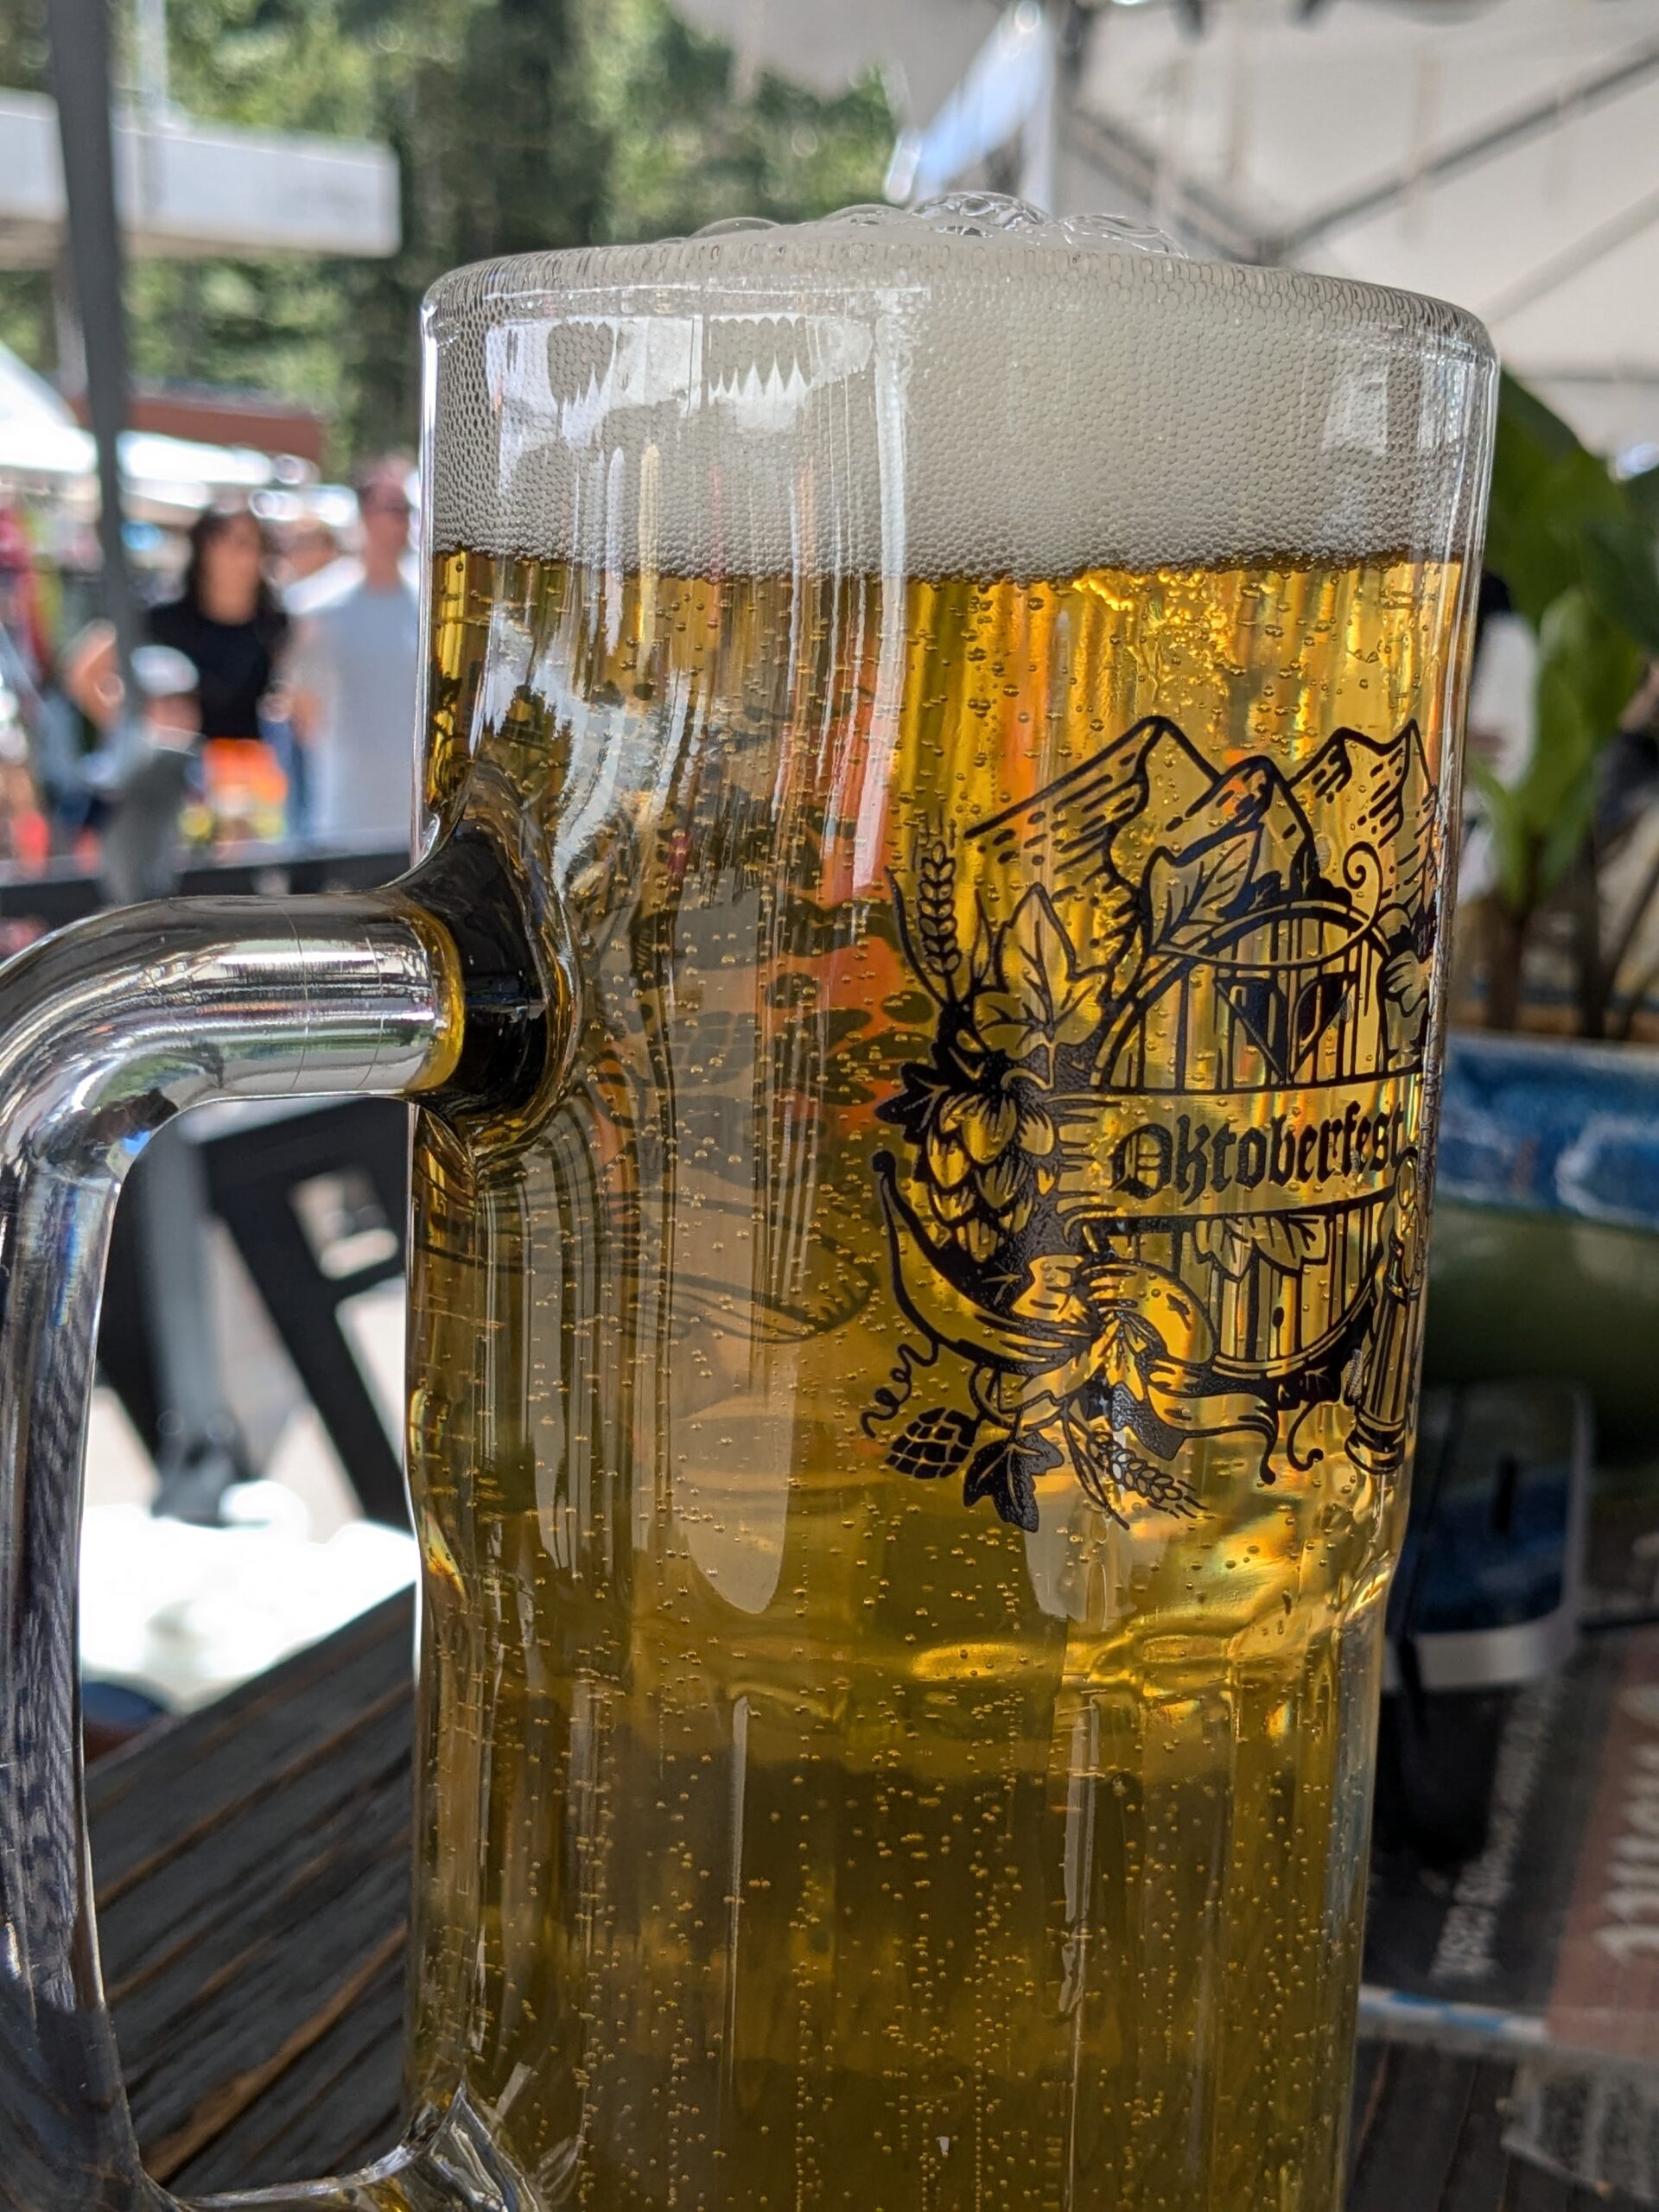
[1003,887,1075,1007]
[963,1426,1062,1532]
[1146,831,1253,953]
[968,901,998,991]
[971,988,1049,1066]
[1380,949,1430,1063]
[1052,989,1109,1048]
[975,888,1107,1065]
[1379,949,1428,1014]
[1193,1212,1331,1281]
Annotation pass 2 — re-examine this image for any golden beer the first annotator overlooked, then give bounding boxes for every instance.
[405,528,1476,2207]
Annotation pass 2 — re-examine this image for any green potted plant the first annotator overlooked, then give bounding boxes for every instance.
[1430,385,1659,1478]
[1471,376,1659,1034]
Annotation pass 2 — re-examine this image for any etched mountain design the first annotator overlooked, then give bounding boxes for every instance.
[1143,756,1324,925]
[970,717,1205,896]
[969,715,1435,955]
[1291,721,1438,925]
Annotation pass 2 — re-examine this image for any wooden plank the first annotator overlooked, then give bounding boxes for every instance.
[119,1800,407,2139]
[87,1586,410,1820]
[1437,2059,1523,2211]
[137,1903,405,2183]
[168,1955,404,2195]
[86,1593,415,2185]
[1348,2040,1394,2179]
[1505,2169,1588,2211]
[99,1694,410,2017]
[87,1593,413,1894]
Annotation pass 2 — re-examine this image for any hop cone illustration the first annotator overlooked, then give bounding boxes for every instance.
[918,1083,1057,1261]
[888,1406,978,1481]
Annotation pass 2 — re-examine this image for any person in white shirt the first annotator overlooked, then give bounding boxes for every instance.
[288,459,421,852]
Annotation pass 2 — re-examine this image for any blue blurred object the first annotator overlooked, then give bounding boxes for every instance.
[81,1679,165,1729]
[1439,1031,1659,1232]
[80,1677,166,1759]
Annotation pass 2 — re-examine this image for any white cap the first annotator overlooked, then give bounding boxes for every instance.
[130,644,199,702]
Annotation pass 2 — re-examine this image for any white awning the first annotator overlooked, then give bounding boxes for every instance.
[0,91,399,268]
[1071,0,1659,457]
[0,340,281,511]
[0,335,74,430]
[0,420,277,497]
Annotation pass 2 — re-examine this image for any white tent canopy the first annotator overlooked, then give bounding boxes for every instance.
[1072,0,1659,457]
[682,0,1659,458]
[0,338,282,516]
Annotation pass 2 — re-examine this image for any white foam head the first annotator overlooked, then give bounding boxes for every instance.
[423,196,1494,579]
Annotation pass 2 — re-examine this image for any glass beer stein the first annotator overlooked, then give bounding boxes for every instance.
[0,200,1495,2211]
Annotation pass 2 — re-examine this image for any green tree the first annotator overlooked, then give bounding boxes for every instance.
[588,0,896,245]
[0,0,55,373]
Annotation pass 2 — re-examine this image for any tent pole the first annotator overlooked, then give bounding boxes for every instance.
[43,0,141,703]
[42,0,254,1525]
[1271,38,1659,262]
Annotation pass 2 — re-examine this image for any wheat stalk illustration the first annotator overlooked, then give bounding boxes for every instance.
[915,839,963,996]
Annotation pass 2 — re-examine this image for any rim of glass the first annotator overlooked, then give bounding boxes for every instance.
[423,224,1492,362]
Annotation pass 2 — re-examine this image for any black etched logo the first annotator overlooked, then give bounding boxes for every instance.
[868,714,1439,1531]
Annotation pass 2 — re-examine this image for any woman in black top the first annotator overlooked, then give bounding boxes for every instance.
[66,505,288,740]
[146,508,288,738]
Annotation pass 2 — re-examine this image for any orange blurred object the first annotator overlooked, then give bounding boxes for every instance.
[200,737,288,844]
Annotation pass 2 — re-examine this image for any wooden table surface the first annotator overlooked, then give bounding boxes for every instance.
[85,1591,1642,2209]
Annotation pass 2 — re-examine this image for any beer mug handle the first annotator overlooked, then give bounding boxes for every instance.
[0,870,544,2210]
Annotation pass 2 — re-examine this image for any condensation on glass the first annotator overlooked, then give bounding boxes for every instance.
[0,198,1495,2212]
